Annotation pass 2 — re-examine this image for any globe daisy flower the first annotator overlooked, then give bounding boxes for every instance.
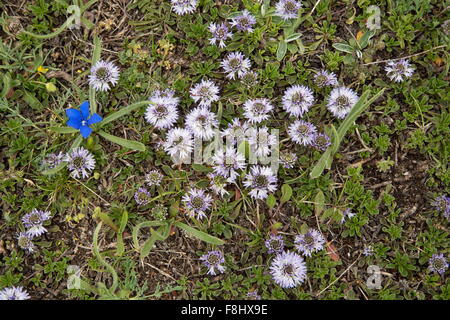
[312,133,331,151]
[363,246,374,257]
[145,170,164,187]
[270,251,307,288]
[88,60,120,92]
[22,209,51,238]
[340,208,355,224]
[279,151,298,169]
[221,52,251,80]
[0,286,31,300]
[240,71,259,88]
[185,107,219,141]
[265,235,285,254]
[385,59,414,82]
[182,188,213,219]
[150,204,168,221]
[243,98,273,124]
[207,172,229,197]
[294,228,326,257]
[221,118,250,142]
[41,152,65,170]
[200,251,226,275]
[243,166,277,200]
[275,0,302,21]
[163,127,194,163]
[190,79,220,107]
[247,126,277,158]
[134,187,152,206]
[145,96,179,129]
[170,0,197,15]
[17,232,35,253]
[433,195,450,220]
[281,85,314,117]
[428,254,448,275]
[326,87,359,119]
[287,120,317,146]
[314,70,338,88]
[208,22,233,48]
[150,88,180,106]
[231,10,257,33]
[212,147,246,183]
[247,290,261,300]
[65,147,96,179]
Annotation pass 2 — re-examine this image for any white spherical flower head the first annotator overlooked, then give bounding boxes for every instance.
[88,60,120,92]
[17,232,35,253]
[231,10,257,33]
[326,87,359,119]
[207,173,229,197]
[170,0,197,15]
[145,97,179,129]
[22,209,51,238]
[190,79,220,107]
[243,98,273,124]
[288,120,317,146]
[294,229,326,257]
[65,147,96,179]
[385,59,415,82]
[145,170,164,186]
[163,127,193,163]
[221,118,250,142]
[270,251,307,288]
[185,107,219,141]
[282,85,314,117]
[221,52,251,80]
[208,22,233,48]
[243,165,277,200]
[212,147,246,183]
[0,286,31,300]
[150,88,180,107]
[200,251,226,275]
[247,126,277,158]
[182,188,213,219]
[275,0,302,21]
[314,70,338,87]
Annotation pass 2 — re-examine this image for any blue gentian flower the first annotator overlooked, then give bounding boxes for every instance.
[66,101,102,138]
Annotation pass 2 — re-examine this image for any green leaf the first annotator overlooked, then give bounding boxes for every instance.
[173,222,225,245]
[48,126,78,134]
[192,164,213,172]
[332,43,355,54]
[266,194,277,209]
[285,33,301,43]
[132,220,167,251]
[277,41,288,61]
[280,184,293,204]
[100,101,150,126]
[98,130,146,152]
[314,190,325,216]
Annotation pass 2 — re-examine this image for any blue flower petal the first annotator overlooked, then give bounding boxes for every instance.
[79,125,92,138]
[87,113,103,125]
[67,119,81,129]
[66,108,82,121]
[79,101,90,120]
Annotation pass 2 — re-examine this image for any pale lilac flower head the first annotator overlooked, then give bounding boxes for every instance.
[208,22,233,48]
[212,147,246,183]
[275,0,302,21]
[0,286,31,300]
[41,152,65,170]
[243,166,277,200]
[134,187,151,206]
[265,235,285,254]
[200,251,226,275]
[314,70,338,87]
[428,254,448,275]
[17,232,35,253]
[433,195,450,220]
[247,290,261,300]
[340,208,355,224]
[288,120,317,146]
[243,98,273,124]
[327,87,359,119]
[247,126,277,158]
[294,228,326,257]
[282,85,314,117]
[207,173,229,197]
[363,246,374,257]
[190,79,220,107]
[182,188,213,219]
[145,96,179,129]
[221,118,250,142]
[221,52,251,80]
[270,251,307,288]
[385,59,414,82]
[65,147,96,179]
[185,106,219,141]
[231,10,256,33]
[163,127,194,163]
[170,0,197,15]
[312,133,331,151]
[145,170,164,187]
[22,209,51,237]
[279,151,298,169]
[150,88,180,106]
[88,60,120,92]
